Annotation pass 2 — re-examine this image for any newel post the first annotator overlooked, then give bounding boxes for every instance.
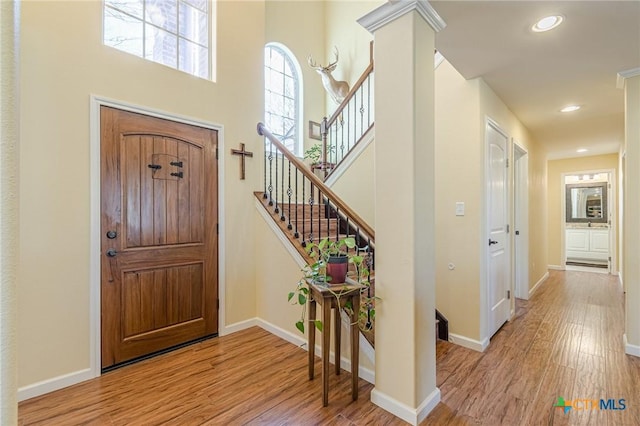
[321,116,329,173]
[358,1,445,424]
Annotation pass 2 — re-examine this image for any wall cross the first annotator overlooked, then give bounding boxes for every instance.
[231,143,253,180]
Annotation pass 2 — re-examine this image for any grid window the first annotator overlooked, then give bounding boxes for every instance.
[104,0,211,80]
[265,44,302,156]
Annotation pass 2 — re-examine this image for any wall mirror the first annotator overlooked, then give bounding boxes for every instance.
[565,182,608,223]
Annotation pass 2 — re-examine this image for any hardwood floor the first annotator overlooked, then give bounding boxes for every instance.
[430,270,640,425]
[19,270,640,425]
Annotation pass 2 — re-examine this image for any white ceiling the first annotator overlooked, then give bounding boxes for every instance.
[430,1,640,160]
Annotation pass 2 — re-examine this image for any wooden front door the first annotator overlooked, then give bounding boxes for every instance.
[100,106,218,369]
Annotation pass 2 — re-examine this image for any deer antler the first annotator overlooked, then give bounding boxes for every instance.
[326,46,339,69]
[307,55,321,70]
[307,47,349,104]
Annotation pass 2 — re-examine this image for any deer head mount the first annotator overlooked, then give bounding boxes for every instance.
[308,47,350,104]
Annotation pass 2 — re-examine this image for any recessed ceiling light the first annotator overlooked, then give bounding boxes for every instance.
[532,15,564,32]
[561,105,581,113]
[577,148,588,153]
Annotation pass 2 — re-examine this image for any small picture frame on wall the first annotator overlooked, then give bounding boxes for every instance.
[308,121,322,140]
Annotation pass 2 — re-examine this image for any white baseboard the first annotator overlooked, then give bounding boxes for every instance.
[256,318,307,348]
[448,333,489,352]
[618,273,624,289]
[547,265,565,271]
[18,368,95,402]
[256,318,375,384]
[220,317,258,336]
[624,334,640,358]
[371,387,440,425]
[529,271,549,297]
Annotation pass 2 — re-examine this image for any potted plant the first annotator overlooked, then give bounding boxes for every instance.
[303,144,323,166]
[317,236,354,284]
[287,237,376,334]
[303,143,337,169]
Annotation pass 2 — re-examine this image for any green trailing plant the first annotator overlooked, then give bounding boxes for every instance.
[303,143,336,165]
[287,236,377,334]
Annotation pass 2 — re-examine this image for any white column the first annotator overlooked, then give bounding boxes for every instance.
[358,1,445,424]
[620,69,640,356]
[0,0,20,423]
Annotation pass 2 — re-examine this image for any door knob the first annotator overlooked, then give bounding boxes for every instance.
[106,249,117,257]
[106,230,117,239]
[488,239,498,246]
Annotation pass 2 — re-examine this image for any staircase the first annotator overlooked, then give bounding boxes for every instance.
[256,122,375,346]
[315,42,375,180]
[255,46,449,349]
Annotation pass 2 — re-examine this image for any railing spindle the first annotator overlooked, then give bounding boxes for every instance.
[309,182,314,244]
[287,161,292,229]
[268,141,273,206]
[294,169,299,238]
[302,175,306,247]
[263,139,268,199]
[274,149,279,214]
[281,153,285,221]
[326,197,330,242]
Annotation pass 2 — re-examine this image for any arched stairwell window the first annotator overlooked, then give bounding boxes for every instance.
[264,43,303,157]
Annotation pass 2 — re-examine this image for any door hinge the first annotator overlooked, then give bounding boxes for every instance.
[216,223,219,234]
[217,299,220,310]
[506,158,509,167]
[507,290,511,299]
[506,224,510,233]
[216,147,219,160]
[609,256,612,262]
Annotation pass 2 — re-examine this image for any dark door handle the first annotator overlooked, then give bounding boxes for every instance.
[488,239,498,246]
[106,249,117,257]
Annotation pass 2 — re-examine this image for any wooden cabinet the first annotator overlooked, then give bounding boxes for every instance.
[566,228,609,262]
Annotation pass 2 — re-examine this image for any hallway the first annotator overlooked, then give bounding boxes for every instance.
[430,270,640,425]
[18,271,640,425]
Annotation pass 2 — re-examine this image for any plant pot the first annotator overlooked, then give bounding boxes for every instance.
[326,255,348,284]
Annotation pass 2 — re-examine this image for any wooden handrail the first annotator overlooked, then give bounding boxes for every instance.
[325,62,374,129]
[257,122,375,241]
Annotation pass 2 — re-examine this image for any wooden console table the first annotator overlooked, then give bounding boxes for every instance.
[307,281,363,406]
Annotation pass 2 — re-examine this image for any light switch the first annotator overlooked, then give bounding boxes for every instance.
[455,202,465,216]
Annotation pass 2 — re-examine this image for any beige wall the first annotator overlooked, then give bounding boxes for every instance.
[265,0,326,156]
[434,60,547,343]
[434,60,482,340]
[19,0,264,388]
[328,140,375,226]
[324,0,379,115]
[547,154,619,268]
